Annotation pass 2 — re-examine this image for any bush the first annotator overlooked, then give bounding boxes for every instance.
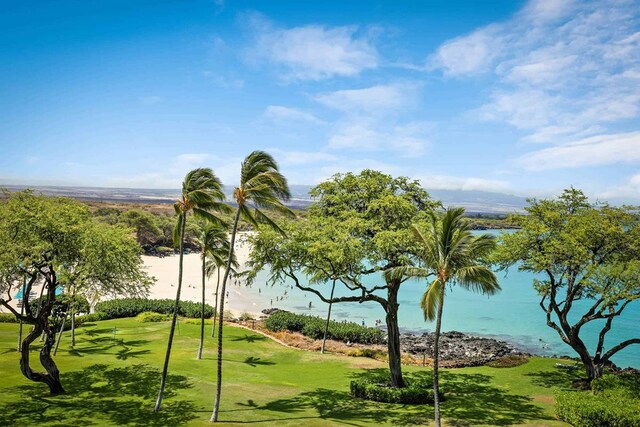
[239,312,255,321]
[0,313,17,323]
[74,312,108,326]
[350,374,438,404]
[135,311,171,322]
[265,311,384,345]
[556,374,640,427]
[94,298,214,319]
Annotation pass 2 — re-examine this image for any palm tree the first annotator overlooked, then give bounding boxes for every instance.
[211,151,293,422]
[196,224,237,359]
[154,168,230,413]
[207,239,238,340]
[387,207,499,427]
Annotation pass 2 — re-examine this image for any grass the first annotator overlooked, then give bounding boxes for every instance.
[0,319,583,426]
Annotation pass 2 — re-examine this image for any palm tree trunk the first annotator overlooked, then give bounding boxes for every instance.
[211,268,221,338]
[53,313,67,356]
[154,212,186,413]
[197,254,206,360]
[321,279,336,354]
[211,209,241,422]
[71,312,75,347]
[433,286,445,427]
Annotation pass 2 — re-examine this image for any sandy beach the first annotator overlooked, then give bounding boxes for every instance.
[142,231,263,317]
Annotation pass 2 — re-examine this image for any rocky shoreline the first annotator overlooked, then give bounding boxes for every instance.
[400,330,529,367]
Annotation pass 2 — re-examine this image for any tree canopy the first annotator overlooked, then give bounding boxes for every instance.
[494,188,640,380]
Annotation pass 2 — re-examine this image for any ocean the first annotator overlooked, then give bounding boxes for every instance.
[230,230,639,369]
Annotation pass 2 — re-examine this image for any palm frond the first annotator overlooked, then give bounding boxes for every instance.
[384,265,429,282]
[421,279,443,321]
[454,265,500,295]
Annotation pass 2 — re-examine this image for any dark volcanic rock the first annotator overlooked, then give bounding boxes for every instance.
[400,330,528,367]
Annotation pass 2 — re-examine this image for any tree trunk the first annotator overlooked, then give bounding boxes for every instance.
[17,299,24,352]
[211,268,221,338]
[432,286,445,427]
[53,313,67,356]
[211,209,241,422]
[71,312,75,348]
[571,336,603,381]
[385,283,405,388]
[198,254,206,360]
[154,212,186,413]
[321,279,336,354]
[20,317,65,394]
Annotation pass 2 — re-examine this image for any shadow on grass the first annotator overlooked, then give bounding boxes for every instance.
[245,368,551,427]
[67,337,151,359]
[524,365,584,390]
[0,364,197,427]
[231,334,267,343]
[243,356,276,367]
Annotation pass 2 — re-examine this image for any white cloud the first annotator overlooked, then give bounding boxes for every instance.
[429,0,640,150]
[270,149,337,165]
[598,173,640,201]
[419,175,512,192]
[315,83,418,112]
[427,26,502,76]
[248,14,378,80]
[517,131,640,170]
[327,118,430,154]
[264,106,325,125]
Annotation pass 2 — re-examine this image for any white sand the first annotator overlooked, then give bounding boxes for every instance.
[142,232,262,317]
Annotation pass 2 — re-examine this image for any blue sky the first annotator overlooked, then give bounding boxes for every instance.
[1,0,639,202]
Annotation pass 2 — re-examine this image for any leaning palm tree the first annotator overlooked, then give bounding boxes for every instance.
[211,151,293,422]
[154,168,230,413]
[387,207,499,427]
[206,240,238,340]
[196,224,238,359]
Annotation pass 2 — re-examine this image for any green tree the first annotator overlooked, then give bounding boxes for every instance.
[154,169,230,412]
[119,209,163,249]
[206,232,239,340]
[387,207,499,427]
[248,170,439,388]
[494,188,640,381]
[211,151,293,422]
[0,191,151,394]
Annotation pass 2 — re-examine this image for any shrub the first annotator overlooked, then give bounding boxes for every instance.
[265,311,384,345]
[94,298,214,319]
[135,311,171,322]
[74,312,108,326]
[350,374,439,404]
[0,313,17,323]
[485,355,529,368]
[556,373,640,427]
[239,312,255,321]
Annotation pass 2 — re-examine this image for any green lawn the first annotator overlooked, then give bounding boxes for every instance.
[0,319,581,426]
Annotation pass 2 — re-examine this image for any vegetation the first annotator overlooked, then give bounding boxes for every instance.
[0,191,150,394]
[155,168,230,412]
[94,298,214,319]
[494,188,640,381]
[249,170,440,389]
[0,319,595,426]
[350,374,438,404]
[265,311,384,345]
[386,207,500,427]
[212,151,294,422]
[556,374,640,427]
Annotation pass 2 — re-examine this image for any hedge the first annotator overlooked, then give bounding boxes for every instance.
[556,374,640,427]
[350,374,439,404]
[0,313,17,323]
[94,298,214,319]
[265,310,384,345]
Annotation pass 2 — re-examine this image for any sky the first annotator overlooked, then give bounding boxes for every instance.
[1,0,639,202]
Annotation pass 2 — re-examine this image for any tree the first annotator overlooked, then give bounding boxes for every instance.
[211,151,293,422]
[494,188,640,381]
[248,170,440,388]
[0,191,151,394]
[206,233,239,340]
[154,169,230,412]
[387,207,499,427]
[196,223,235,360]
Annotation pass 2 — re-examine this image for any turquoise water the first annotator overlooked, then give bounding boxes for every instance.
[236,231,639,369]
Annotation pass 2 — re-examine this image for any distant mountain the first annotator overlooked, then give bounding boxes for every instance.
[1,184,529,214]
